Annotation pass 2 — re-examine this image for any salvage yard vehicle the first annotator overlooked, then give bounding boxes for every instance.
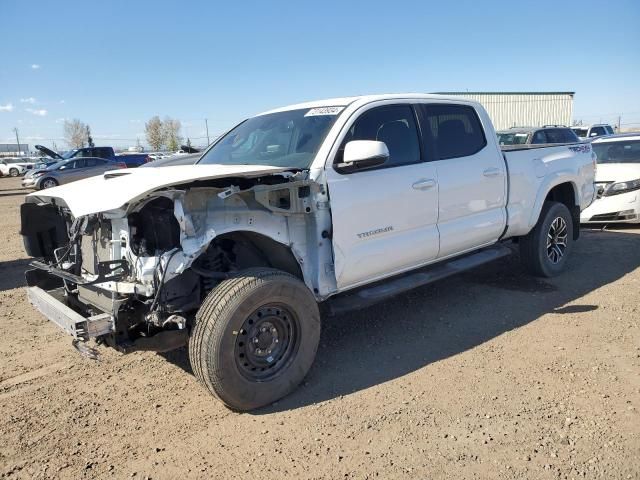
[0,159,27,177]
[22,157,127,189]
[20,94,596,410]
[571,124,615,140]
[497,126,580,145]
[581,133,640,224]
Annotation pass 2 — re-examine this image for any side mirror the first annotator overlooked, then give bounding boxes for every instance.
[589,132,599,137]
[336,140,389,172]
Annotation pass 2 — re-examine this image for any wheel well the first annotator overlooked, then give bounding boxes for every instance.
[211,231,303,280]
[545,182,580,240]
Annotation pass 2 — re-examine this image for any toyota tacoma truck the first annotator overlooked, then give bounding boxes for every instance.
[20,94,596,410]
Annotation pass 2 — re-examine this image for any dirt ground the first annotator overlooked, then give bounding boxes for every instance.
[0,176,638,480]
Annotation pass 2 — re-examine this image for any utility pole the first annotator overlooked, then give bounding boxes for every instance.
[13,127,21,157]
[205,118,210,146]
[617,115,622,132]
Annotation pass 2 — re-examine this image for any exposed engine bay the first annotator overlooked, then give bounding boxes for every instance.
[21,170,335,353]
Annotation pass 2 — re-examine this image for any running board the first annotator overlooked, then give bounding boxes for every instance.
[325,244,513,316]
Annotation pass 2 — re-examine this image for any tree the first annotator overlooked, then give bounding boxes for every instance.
[64,119,88,148]
[163,117,182,152]
[145,116,165,151]
[86,125,95,147]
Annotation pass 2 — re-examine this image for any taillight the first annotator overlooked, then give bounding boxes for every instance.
[116,162,127,169]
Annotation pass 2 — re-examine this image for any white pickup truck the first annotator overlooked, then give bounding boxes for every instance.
[21,94,596,410]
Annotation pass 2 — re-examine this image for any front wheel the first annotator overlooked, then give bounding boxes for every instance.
[9,168,19,177]
[189,268,321,411]
[520,201,574,277]
[40,178,58,189]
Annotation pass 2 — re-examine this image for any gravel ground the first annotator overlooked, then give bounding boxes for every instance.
[0,176,638,480]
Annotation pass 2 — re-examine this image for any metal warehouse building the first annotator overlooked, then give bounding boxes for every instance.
[437,92,574,131]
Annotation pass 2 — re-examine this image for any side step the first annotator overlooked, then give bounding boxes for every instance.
[325,244,513,316]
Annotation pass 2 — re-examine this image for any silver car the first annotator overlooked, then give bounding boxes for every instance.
[22,157,126,189]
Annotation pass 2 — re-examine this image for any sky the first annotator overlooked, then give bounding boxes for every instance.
[0,0,639,150]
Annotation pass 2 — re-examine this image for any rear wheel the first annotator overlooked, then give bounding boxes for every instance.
[520,201,574,277]
[40,178,58,189]
[9,168,19,177]
[189,268,320,411]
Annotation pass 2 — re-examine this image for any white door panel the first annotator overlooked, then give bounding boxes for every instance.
[435,152,506,258]
[328,163,439,289]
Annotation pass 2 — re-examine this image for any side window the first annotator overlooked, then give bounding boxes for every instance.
[73,159,87,169]
[96,148,111,159]
[336,104,421,168]
[563,128,580,143]
[606,126,614,135]
[420,104,487,160]
[532,130,547,144]
[544,129,565,143]
[590,126,606,137]
[85,158,104,167]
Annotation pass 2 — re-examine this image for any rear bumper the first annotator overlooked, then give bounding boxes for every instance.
[27,286,114,340]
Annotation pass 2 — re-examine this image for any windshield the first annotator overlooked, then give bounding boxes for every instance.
[497,132,529,145]
[198,107,343,169]
[62,149,78,159]
[572,128,588,138]
[593,140,640,164]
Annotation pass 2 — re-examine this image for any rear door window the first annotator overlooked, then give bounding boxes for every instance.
[419,104,487,159]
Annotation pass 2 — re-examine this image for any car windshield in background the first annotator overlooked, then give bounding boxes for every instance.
[198,107,343,169]
[572,128,588,137]
[497,133,529,145]
[62,150,78,159]
[593,140,640,164]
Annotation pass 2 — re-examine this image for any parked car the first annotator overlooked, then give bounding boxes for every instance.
[497,126,580,145]
[0,159,27,177]
[21,93,595,411]
[21,157,126,189]
[580,133,640,223]
[571,124,615,140]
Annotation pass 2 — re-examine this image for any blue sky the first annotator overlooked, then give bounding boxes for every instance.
[1,0,639,149]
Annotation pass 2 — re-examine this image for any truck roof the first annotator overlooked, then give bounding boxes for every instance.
[258,93,480,116]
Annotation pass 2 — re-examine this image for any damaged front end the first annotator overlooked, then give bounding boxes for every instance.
[21,169,328,354]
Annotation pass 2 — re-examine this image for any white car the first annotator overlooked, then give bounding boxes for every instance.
[571,124,615,140]
[0,159,27,177]
[21,93,596,411]
[580,133,640,223]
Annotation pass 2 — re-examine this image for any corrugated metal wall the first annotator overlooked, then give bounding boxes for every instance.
[438,92,574,131]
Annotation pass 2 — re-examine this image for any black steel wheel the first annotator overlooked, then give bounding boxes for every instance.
[235,304,300,381]
[189,268,320,411]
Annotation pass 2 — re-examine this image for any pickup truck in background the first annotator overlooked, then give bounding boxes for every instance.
[21,94,596,410]
[35,145,150,168]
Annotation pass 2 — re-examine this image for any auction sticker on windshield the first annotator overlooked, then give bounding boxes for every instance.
[305,106,344,117]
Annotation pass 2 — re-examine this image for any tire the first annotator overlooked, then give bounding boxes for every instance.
[520,201,574,277]
[189,268,320,411]
[40,178,58,189]
[9,168,19,177]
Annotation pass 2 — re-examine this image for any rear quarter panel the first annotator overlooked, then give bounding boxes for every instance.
[503,144,596,238]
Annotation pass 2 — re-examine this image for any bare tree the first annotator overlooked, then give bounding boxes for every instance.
[64,119,88,148]
[86,125,95,147]
[145,116,165,151]
[163,117,182,152]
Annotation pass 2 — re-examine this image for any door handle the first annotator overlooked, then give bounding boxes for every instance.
[412,179,437,190]
[483,168,502,177]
